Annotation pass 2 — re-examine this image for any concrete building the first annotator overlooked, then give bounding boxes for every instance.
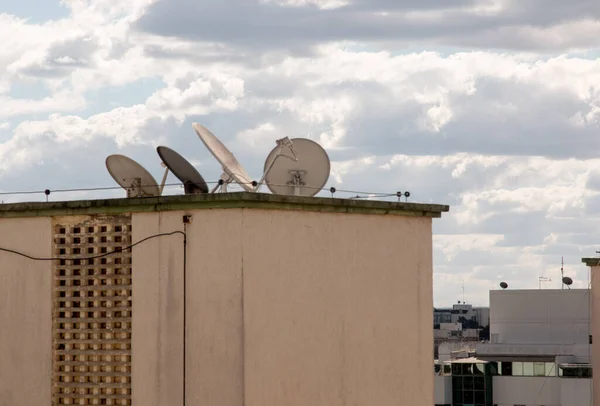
[434,323,480,340]
[0,192,448,406]
[435,288,592,406]
[433,304,489,359]
[582,257,600,406]
[434,303,490,328]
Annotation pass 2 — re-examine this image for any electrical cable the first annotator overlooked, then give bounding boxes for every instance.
[0,228,188,403]
[0,180,411,203]
[0,230,185,262]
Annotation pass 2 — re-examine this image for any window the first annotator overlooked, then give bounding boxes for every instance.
[559,365,593,378]
[500,361,512,376]
[534,362,545,376]
[545,363,556,377]
[451,362,493,406]
[512,362,523,376]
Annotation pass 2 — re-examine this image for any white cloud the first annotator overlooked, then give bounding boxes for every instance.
[3,0,600,306]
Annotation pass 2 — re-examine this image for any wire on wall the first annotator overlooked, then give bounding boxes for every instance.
[0,228,189,403]
[0,231,185,262]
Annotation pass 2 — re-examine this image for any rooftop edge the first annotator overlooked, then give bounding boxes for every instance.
[582,258,600,267]
[0,192,450,219]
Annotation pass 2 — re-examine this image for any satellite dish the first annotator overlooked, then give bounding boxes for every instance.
[562,276,573,288]
[499,282,508,289]
[263,138,330,197]
[192,123,254,192]
[157,146,209,194]
[106,154,160,197]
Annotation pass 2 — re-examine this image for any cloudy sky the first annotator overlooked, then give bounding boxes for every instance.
[3,0,600,306]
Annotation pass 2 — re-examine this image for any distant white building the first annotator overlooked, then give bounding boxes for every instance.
[435,289,592,406]
[434,303,490,359]
[434,303,490,328]
[434,323,480,340]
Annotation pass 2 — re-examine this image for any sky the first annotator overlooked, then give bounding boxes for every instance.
[2,0,600,306]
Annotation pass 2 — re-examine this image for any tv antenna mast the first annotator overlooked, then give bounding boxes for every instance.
[539,276,552,290]
[561,257,564,290]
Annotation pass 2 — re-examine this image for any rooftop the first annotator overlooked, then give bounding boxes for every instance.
[0,192,450,219]
[581,258,600,267]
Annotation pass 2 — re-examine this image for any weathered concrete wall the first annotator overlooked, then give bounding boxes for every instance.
[242,210,433,406]
[132,208,433,406]
[132,210,245,406]
[0,217,52,406]
[590,263,600,406]
[132,213,186,406]
[0,194,440,406]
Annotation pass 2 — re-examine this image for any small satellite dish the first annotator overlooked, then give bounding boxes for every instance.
[192,123,253,192]
[157,146,209,194]
[263,138,330,197]
[562,276,573,288]
[499,282,508,289]
[106,154,160,197]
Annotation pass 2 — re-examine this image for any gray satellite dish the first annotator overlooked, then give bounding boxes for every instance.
[562,276,573,288]
[192,123,254,192]
[263,138,330,197]
[106,154,160,197]
[157,146,209,194]
[499,282,508,289]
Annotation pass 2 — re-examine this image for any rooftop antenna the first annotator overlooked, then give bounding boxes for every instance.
[462,282,465,304]
[158,162,169,195]
[263,138,331,197]
[105,154,160,198]
[192,123,331,197]
[192,123,302,194]
[499,282,508,289]
[538,276,552,290]
[156,146,209,194]
[561,256,564,290]
[192,123,255,192]
[562,276,573,289]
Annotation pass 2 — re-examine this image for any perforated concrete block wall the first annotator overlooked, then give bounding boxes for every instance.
[52,215,132,406]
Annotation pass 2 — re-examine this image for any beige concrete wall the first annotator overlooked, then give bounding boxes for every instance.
[181,209,245,406]
[0,217,52,406]
[242,210,433,406]
[591,265,600,406]
[131,212,185,406]
[0,204,434,406]
[132,208,433,406]
[132,210,245,406]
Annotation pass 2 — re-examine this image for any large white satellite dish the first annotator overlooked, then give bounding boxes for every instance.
[191,123,330,196]
[106,154,160,197]
[192,123,254,192]
[263,138,330,197]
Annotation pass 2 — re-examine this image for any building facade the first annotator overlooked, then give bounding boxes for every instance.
[435,288,592,406]
[582,257,600,406]
[0,192,448,406]
[434,304,490,359]
[434,304,490,329]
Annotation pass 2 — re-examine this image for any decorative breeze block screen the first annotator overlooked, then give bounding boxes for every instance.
[52,216,133,405]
